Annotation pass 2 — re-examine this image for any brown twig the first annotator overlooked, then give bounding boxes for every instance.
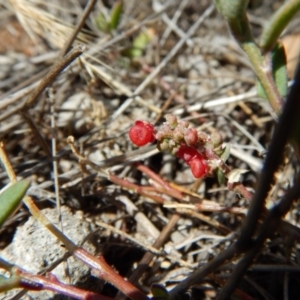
[59,0,97,57]
[22,45,85,110]
[115,214,181,300]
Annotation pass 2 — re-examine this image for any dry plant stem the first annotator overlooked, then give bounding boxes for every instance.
[176,208,231,235]
[48,90,70,284]
[110,171,202,205]
[218,174,300,299]
[48,90,62,226]
[166,203,246,215]
[59,0,97,57]
[89,219,162,256]
[0,142,17,182]
[115,214,181,300]
[87,255,148,300]
[135,163,183,198]
[0,68,49,103]
[0,46,85,123]
[108,174,165,204]
[23,45,85,110]
[169,245,237,299]
[20,111,52,158]
[0,145,148,300]
[0,47,85,157]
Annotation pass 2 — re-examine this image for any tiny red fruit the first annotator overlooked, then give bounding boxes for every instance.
[176,145,198,163]
[176,145,208,178]
[188,156,208,178]
[129,120,155,146]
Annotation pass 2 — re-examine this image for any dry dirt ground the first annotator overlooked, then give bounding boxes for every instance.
[1,0,300,299]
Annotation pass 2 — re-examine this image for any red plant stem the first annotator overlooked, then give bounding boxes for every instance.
[74,252,149,300]
[108,174,166,203]
[135,163,184,198]
[227,182,253,201]
[15,268,112,300]
[136,164,173,189]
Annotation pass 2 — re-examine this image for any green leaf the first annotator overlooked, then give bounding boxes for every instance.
[95,12,110,33]
[122,29,154,58]
[220,143,231,162]
[257,43,288,99]
[216,168,226,185]
[151,284,169,300]
[0,180,30,228]
[109,1,123,31]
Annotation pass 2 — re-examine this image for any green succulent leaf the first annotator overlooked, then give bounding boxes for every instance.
[257,43,288,99]
[109,1,123,31]
[220,143,231,162]
[95,12,110,33]
[0,180,30,228]
[216,168,226,185]
[122,29,153,58]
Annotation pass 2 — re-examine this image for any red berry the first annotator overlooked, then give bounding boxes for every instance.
[176,145,198,163]
[188,156,208,178]
[129,120,155,146]
[176,145,208,178]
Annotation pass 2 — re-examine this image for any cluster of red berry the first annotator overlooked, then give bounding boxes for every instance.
[175,144,208,178]
[129,118,208,178]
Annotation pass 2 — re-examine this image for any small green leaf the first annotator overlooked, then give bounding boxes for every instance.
[95,13,110,33]
[0,180,30,228]
[151,284,169,300]
[132,30,152,50]
[220,143,231,162]
[109,1,122,31]
[257,43,288,99]
[122,29,154,58]
[216,168,226,185]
